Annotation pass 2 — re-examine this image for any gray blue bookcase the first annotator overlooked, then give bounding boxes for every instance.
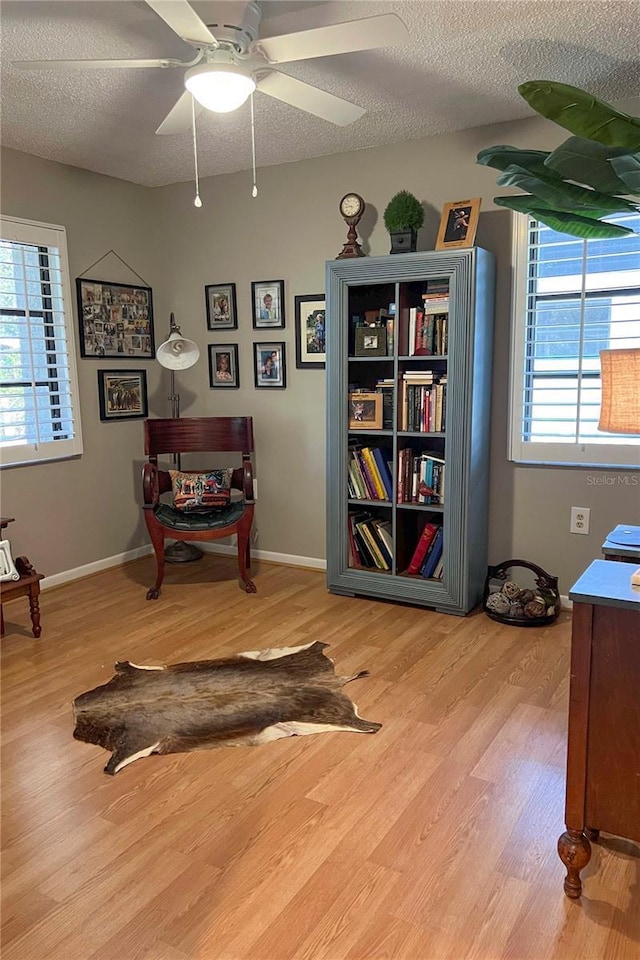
[325,248,495,616]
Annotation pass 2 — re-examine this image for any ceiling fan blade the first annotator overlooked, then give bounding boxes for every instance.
[156,91,204,135]
[254,13,408,65]
[145,0,216,45]
[12,58,183,71]
[257,73,365,126]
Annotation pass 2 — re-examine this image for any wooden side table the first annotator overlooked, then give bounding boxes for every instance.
[601,523,640,564]
[0,556,44,638]
[558,560,640,898]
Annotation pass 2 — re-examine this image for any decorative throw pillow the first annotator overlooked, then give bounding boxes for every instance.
[169,469,233,511]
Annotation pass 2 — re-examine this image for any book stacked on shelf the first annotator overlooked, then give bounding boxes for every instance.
[406,289,449,357]
[348,511,393,570]
[400,372,447,432]
[348,444,393,501]
[397,449,445,504]
[406,522,444,580]
[375,377,394,429]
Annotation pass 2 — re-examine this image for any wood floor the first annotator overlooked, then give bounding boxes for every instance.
[1,555,638,960]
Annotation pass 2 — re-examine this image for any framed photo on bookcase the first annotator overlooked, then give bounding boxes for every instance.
[435,198,481,250]
[348,392,383,429]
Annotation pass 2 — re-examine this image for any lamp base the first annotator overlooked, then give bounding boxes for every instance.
[164,540,203,563]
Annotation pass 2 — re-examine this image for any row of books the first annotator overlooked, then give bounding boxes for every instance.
[400,373,447,432]
[406,522,444,580]
[408,305,448,356]
[397,449,445,505]
[348,512,445,580]
[347,512,393,570]
[348,444,393,501]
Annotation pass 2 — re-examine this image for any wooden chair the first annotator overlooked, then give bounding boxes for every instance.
[142,417,256,599]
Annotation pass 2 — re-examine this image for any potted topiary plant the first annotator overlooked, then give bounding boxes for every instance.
[383,190,424,253]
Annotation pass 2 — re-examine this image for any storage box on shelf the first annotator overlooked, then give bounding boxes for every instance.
[326,249,495,616]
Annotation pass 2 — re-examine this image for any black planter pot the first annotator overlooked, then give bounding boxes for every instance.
[389,228,417,254]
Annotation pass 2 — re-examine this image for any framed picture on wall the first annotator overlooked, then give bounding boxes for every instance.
[205,283,238,330]
[76,278,155,358]
[97,369,148,421]
[295,294,325,369]
[208,343,239,388]
[254,342,286,388]
[252,280,285,329]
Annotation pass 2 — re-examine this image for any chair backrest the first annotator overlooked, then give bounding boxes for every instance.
[144,417,254,458]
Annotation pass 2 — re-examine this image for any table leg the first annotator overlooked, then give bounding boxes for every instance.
[558,829,591,898]
[28,585,42,638]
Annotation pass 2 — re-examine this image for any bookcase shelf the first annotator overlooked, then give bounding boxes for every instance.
[326,248,495,616]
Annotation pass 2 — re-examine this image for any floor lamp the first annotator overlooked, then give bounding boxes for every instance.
[156,312,202,563]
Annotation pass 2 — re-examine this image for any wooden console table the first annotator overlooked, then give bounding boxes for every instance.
[602,523,640,563]
[558,559,640,898]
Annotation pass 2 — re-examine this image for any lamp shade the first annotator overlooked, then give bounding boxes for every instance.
[157,331,200,371]
[185,63,256,113]
[598,348,640,434]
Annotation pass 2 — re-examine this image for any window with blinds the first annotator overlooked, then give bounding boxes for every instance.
[0,216,83,467]
[509,211,640,467]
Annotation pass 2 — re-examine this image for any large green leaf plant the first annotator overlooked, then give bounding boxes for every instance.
[477,81,640,238]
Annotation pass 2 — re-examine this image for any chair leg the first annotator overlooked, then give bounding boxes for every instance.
[237,515,256,593]
[245,538,251,570]
[146,522,166,600]
[237,533,256,593]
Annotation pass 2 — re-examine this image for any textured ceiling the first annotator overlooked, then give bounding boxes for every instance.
[1,0,639,187]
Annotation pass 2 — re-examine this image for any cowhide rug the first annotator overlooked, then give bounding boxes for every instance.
[73,641,381,774]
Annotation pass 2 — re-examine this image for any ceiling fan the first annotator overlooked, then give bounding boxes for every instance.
[13,0,409,135]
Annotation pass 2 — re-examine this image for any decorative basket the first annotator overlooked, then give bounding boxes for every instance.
[483,559,561,627]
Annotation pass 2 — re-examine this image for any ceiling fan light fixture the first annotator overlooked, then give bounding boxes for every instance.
[185,62,256,113]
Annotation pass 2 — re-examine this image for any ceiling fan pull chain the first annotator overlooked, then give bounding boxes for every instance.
[250,92,258,198]
[192,95,202,208]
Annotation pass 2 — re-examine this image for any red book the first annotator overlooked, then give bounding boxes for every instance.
[407,522,439,575]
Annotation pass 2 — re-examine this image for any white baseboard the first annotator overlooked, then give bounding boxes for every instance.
[199,542,326,571]
[40,541,325,591]
[42,544,154,590]
[560,594,572,610]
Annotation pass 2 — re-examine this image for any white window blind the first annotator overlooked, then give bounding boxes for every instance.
[510,211,640,467]
[0,216,83,467]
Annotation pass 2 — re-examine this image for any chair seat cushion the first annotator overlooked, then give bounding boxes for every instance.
[154,501,245,531]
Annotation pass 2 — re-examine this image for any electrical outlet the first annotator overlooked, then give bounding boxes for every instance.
[570,506,590,535]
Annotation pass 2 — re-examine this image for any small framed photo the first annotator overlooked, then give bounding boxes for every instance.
[208,343,239,388]
[295,294,325,369]
[97,370,148,421]
[0,540,20,582]
[349,392,383,430]
[76,278,155,359]
[354,325,387,357]
[205,283,237,330]
[254,341,286,388]
[435,198,481,250]
[252,280,285,329]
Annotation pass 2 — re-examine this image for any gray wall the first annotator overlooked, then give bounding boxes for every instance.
[0,150,167,576]
[2,100,639,593]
